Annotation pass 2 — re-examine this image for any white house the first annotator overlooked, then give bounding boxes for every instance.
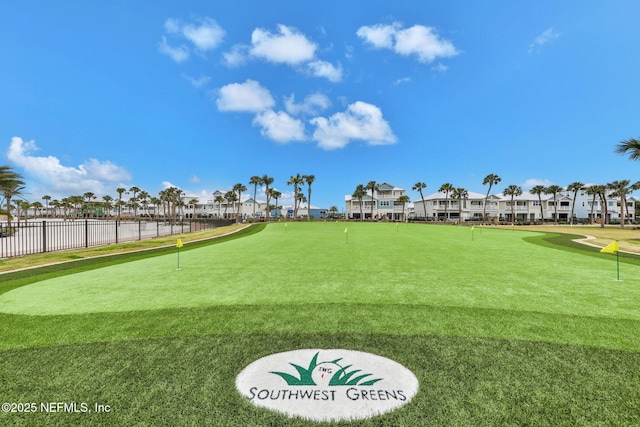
[345,183,410,221]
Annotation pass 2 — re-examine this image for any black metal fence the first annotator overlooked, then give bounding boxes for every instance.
[0,219,232,259]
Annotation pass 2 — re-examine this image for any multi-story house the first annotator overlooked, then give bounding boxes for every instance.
[413,191,501,222]
[345,183,409,221]
[411,186,637,224]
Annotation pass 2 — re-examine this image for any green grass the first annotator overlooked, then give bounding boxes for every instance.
[1,222,639,426]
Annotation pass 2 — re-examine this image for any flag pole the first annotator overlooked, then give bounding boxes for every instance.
[176,239,183,270]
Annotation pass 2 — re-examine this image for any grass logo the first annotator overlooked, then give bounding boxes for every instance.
[236,349,419,422]
[271,351,383,387]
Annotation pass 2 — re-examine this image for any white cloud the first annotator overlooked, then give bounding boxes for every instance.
[431,63,448,73]
[306,60,343,82]
[223,44,250,67]
[182,74,210,88]
[310,101,397,150]
[182,18,225,51]
[159,17,225,62]
[522,178,553,190]
[284,92,332,116]
[357,22,459,63]
[7,137,132,196]
[216,79,275,113]
[188,175,201,184]
[529,27,561,54]
[158,37,190,63]
[250,24,317,65]
[393,77,411,85]
[252,110,306,143]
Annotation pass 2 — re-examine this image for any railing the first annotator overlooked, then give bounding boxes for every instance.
[0,219,232,259]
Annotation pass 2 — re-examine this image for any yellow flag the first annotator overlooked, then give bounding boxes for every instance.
[471,226,475,232]
[344,227,348,233]
[600,241,619,254]
[176,239,183,248]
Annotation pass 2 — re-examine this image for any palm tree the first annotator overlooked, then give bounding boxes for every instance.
[451,187,468,224]
[544,185,563,225]
[83,192,96,217]
[366,180,379,221]
[530,185,546,224]
[609,180,635,229]
[615,137,640,160]
[287,173,304,220]
[249,175,262,219]
[102,195,114,219]
[596,185,609,228]
[0,165,26,225]
[329,205,339,219]
[260,175,275,221]
[566,182,584,225]
[303,174,315,221]
[352,184,366,221]
[116,187,127,220]
[50,199,60,218]
[482,174,501,223]
[42,195,51,218]
[213,195,224,219]
[150,197,162,219]
[503,185,523,224]
[233,183,248,223]
[584,185,599,224]
[412,182,428,222]
[269,189,282,219]
[138,191,150,219]
[439,183,454,222]
[223,191,236,219]
[397,195,410,221]
[31,201,43,218]
[128,186,141,219]
[17,200,31,223]
[296,193,307,219]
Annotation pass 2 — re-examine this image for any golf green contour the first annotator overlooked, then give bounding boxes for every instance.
[1,222,639,425]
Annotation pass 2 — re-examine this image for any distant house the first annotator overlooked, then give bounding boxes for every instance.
[345,183,409,221]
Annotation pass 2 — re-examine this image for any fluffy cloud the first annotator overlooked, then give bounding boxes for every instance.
[159,17,225,62]
[158,37,190,62]
[357,22,459,63]
[310,101,397,150]
[250,24,317,65]
[216,80,275,113]
[252,110,306,143]
[529,28,561,54]
[224,25,342,82]
[7,137,132,196]
[306,60,343,82]
[182,18,225,51]
[522,178,553,190]
[284,92,332,116]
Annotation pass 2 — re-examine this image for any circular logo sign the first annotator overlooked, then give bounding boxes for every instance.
[236,349,419,422]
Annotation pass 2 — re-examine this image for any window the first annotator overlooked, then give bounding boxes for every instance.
[380,200,390,207]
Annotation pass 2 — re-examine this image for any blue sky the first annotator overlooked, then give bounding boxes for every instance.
[2,1,640,209]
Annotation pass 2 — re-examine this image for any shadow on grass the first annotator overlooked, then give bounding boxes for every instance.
[1,332,638,426]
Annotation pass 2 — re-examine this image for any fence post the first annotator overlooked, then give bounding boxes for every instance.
[42,220,47,253]
[115,220,119,244]
[138,220,141,241]
[156,220,159,237]
[85,220,89,248]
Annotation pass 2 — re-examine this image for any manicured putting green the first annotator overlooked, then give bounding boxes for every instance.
[1,222,638,319]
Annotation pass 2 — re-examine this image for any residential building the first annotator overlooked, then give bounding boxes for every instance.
[345,183,409,221]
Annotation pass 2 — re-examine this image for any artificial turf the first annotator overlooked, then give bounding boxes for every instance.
[0,222,639,426]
